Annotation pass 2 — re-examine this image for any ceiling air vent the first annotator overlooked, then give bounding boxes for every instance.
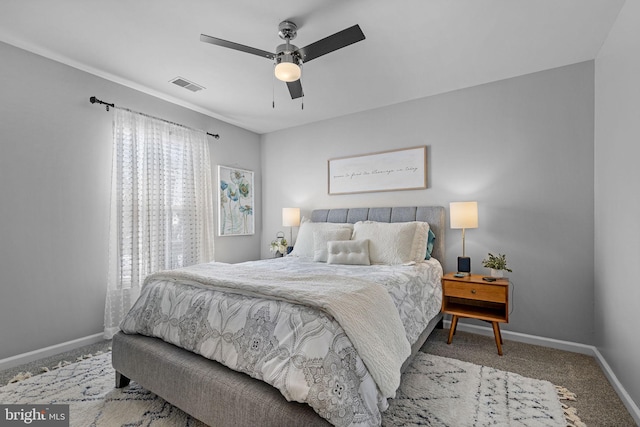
[170,77,205,92]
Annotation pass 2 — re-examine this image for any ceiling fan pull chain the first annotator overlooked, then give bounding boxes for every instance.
[272,64,276,108]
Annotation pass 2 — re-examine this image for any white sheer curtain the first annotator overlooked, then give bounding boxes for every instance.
[104,108,214,339]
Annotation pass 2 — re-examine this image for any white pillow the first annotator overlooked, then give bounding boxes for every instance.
[313,228,353,262]
[327,240,371,265]
[351,221,430,265]
[290,220,354,258]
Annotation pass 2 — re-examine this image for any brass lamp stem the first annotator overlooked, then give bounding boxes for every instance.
[461,228,466,257]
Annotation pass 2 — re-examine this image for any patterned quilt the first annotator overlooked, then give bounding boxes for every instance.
[119,257,442,427]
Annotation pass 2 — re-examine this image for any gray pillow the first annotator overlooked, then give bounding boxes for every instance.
[326,240,371,265]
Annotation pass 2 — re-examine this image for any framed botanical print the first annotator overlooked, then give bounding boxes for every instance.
[218,165,254,236]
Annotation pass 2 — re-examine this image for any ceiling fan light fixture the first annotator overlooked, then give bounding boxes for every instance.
[275,53,301,82]
[275,62,301,82]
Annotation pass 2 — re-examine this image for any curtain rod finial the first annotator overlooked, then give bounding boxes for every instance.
[89,96,114,111]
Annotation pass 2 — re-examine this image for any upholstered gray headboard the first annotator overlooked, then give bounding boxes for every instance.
[310,206,445,263]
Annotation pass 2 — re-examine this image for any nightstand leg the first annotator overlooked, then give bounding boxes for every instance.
[492,322,503,356]
[447,315,459,344]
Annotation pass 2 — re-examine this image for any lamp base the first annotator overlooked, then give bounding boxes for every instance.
[457,256,471,275]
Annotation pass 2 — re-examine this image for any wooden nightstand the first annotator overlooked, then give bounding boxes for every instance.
[441,273,509,355]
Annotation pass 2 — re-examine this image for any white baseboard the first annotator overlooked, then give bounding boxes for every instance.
[443,320,596,354]
[592,347,640,426]
[444,321,640,425]
[0,333,106,371]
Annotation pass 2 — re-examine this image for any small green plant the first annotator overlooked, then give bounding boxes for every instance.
[481,253,512,272]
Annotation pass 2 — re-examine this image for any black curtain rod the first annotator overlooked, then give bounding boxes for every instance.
[89,96,220,140]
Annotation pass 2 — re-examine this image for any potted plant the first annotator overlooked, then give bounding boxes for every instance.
[481,253,512,277]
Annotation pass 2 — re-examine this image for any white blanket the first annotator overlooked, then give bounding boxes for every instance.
[144,261,411,398]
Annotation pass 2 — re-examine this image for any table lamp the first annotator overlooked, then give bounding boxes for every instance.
[282,207,300,253]
[449,201,478,275]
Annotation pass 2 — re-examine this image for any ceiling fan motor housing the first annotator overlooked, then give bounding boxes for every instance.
[276,43,301,63]
[276,21,302,67]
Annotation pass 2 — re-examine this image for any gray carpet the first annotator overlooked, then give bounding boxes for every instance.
[1,331,636,426]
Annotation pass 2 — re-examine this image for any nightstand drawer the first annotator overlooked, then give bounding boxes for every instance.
[443,281,507,303]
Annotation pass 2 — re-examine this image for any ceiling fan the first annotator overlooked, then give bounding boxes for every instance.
[200,21,365,100]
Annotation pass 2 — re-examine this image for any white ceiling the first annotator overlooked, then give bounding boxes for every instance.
[0,0,625,134]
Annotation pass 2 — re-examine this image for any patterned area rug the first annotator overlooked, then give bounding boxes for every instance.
[385,353,583,426]
[0,351,582,426]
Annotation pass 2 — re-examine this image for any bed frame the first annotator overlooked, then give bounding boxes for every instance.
[112,206,445,427]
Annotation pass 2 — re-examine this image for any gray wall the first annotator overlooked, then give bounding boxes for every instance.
[0,41,261,360]
[261,62,595,345]
[595,0,640,410]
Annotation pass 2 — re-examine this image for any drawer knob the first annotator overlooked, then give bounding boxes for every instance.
[471,289,477,294]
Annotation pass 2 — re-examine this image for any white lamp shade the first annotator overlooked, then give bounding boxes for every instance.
[282,208,301,227]
[274,62,301,82]
[449,201,478,229]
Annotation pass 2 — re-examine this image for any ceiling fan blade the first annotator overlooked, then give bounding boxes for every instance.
[298,25,365,63]
[287,80,304,99]
[200,34,275,60]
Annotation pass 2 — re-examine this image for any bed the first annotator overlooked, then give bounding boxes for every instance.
[112,206,445,427]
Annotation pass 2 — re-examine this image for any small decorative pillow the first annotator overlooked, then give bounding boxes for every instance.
[352,221,430,265]
[327,240,370,265]
[313,228,353,262]
[290,219,354,258]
